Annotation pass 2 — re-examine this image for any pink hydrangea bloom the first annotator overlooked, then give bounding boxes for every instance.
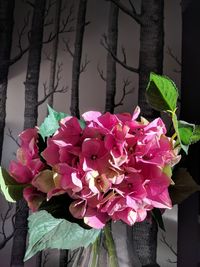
[8,107,180,228]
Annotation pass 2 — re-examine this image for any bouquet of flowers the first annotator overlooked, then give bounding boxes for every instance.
[0,73,199,263]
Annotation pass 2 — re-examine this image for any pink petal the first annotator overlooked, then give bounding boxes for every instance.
[9,161,33,183]
[84,208,108,229]
[19,128,38,145]
[132,106,140,121]
[42,142,60,166]
[82,111,102,122]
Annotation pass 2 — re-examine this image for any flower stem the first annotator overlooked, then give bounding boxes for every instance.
[104,222,119,267]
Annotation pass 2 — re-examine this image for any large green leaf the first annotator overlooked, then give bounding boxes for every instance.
[146,73,179,112]
[24,210,101,261]
[169,168,200,205]
[39,194,90,229]
[39,105,69,140]
[0,167,27,202]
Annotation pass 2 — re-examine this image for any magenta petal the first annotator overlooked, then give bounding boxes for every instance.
[42,143,60,166]
[28,159,44,177]
[19,128,38,145]
[98,112,119,130]
[146,189,172,209]
[84,208,108,229]
[82,139,101,158]
[9,161,33,183]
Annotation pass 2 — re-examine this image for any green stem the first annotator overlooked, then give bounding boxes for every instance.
[104,222,119,267]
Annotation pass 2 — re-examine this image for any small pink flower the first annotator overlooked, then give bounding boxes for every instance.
[81,139,109,171]
[55,163,83,193]
[9,128,44,184]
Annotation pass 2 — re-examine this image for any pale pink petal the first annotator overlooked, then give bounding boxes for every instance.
[84,208,108,229]
[82,111,102,122]
[132,106,140,121]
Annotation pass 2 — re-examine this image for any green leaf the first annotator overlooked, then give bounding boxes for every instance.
[39,194,90,229]
[178,120,195,145]
[169,168,200,205]
[24,210,101,261]
[146,73,179,112]
[79,119,86,129]
[172,116,200,154]
[0,167,27,202]
[190,125,200,144]
[39,105,69,140]
[39,105,86,140]
[151,208,165,231]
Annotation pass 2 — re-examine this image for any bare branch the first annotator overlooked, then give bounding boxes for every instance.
[101,34,139,73]
[67,249,81,264]
[42,250,50,267]
[115,78,134,107]
[63,38,74,57]
[80,54,90,73]
[7,128,20,147]
[167,47,181,66]
[128,0,137,14]
[26,0,35,8]
[0,203,15,250]
[43,5,74,44]
[0,201,27,250]
[10,12,31,66]
[121,46,127,65]
[43,50,52,62]
[160,234,177,257]
[45,0,56,18]
[37,63,68,106]
[44,18,54,27]
[85,21,91,27]
[97,63,106,82]
[107,0,142,24]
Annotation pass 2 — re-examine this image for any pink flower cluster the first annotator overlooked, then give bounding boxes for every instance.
[9,107,180,229]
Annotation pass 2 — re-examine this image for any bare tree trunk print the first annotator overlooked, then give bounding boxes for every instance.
[70,0,88,118]
[47,0,62,109]
[106,1,164,265]
[105,1,119,114]
[138,0,163,120]
[10,1,46,266]
[0,0,15,164]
